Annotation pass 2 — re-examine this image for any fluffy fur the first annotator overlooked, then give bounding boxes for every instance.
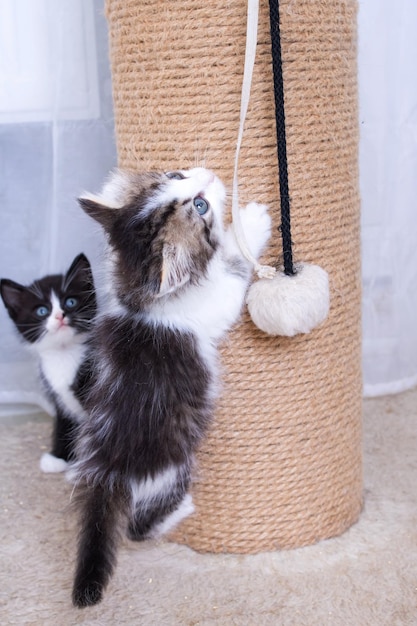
[246,262,330,336]
[0,254,97,470]
[71,167,271,607]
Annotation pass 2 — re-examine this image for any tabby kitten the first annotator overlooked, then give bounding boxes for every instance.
[0,254,96,471]
[71,167,271,607]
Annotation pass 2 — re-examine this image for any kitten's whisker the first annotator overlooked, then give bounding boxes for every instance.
[201,145,209,170]
[22,327,46,342]
[19,324,46,340]
[192,141,208,170]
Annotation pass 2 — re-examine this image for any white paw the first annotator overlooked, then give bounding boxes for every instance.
[240,202,271,259]
[40,452,69,473]
[150,494,195,538]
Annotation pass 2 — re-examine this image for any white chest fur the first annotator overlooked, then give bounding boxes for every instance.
[38,340,88,422]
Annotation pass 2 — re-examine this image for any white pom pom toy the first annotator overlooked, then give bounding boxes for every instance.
[246,263,330,337]
[232,0,330,337]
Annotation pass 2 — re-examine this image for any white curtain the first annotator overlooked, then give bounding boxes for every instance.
[358,0,417,396]
[0,0,116,415]
[0,0,416,416]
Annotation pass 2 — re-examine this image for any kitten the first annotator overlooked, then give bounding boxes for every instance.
[0,254,97,472]
[71,167,271,607]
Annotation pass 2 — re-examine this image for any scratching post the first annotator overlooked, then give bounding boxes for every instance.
[105,0,362,552]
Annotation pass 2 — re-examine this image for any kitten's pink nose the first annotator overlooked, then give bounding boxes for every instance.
[55,311,64,321]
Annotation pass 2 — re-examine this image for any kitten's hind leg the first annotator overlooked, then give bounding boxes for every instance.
[127,469,193,541]
[127,493,194,541]
[127,506,157,542]
[72,483,125,608]
[150,493,195,538]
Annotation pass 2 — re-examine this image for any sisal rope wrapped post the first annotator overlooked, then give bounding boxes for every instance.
[105,0,362,553]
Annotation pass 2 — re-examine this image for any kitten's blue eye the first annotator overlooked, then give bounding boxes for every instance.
[193,196,209,215]
[166,171,184,180]
[64,297,78,310]
[35,305,49,318]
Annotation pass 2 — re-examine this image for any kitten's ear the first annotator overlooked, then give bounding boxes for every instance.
[66,253,94,287]
[158,244,191,297]
[78,197,116,232]
[0,279,24,316]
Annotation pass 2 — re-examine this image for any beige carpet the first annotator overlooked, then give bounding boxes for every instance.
[1,388,417,625]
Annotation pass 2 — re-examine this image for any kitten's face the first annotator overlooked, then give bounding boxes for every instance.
[79,168,226,309]
[0,254,96,348]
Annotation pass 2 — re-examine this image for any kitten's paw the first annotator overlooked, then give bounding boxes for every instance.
[40,452,68,473]
[150,494,195,538]
[240,203,271,259]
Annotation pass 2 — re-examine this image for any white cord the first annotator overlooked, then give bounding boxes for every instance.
[232,0,276,280]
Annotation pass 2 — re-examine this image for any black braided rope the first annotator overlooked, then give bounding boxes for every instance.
[268,0,295,276]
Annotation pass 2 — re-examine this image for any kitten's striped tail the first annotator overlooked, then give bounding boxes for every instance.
[72,483,125,608]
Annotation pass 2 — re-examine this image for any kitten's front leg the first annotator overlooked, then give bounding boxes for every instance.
[225,202,271,262]
[40,410,78,473]
[239,202,272,260]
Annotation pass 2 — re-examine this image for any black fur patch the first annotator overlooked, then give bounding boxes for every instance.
[72,315,214,608]
[41,373,80,462]
[76,315,213,483]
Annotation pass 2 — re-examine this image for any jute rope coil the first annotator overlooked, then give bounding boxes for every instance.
[105,0,362,553]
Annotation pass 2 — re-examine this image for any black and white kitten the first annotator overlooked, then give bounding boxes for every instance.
[0,254,96,472]
[71,167,271,607]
